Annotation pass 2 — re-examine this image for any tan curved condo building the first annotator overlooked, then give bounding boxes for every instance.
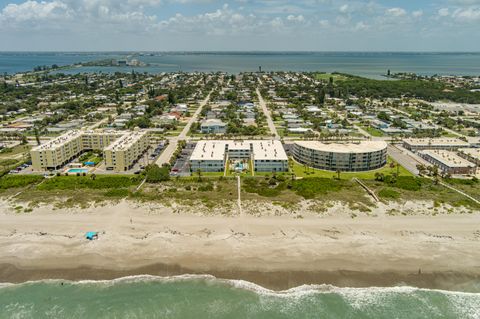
[293,141,388,172]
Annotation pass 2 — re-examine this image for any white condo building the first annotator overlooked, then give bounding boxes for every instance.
[189,140,288,173]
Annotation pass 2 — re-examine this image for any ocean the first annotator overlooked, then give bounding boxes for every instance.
[1,52,480,79]
[0,275,479,319]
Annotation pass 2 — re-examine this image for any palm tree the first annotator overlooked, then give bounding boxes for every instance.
[416,164,427,176]
[432,166,440,185]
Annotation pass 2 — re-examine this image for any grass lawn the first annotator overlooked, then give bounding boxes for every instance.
[0,144,31,158]
[359,125,385,137]
[291,157,412,180]
[200,172,225,177]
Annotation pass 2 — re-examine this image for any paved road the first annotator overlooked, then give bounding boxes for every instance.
[353,124,372,139]
[87,116,112,130]
[155,92,212,166]
[387,144,431,176]
[256,88,279,140]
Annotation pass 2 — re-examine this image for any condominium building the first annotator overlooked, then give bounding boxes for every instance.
[104,130,150,172]
[292,141,387,172]
[403,138,471,152]
[31,130,85,171]
[189,140,288,173]
[458,148,480,166]
[31,129,149,172]
[418,150,476,175]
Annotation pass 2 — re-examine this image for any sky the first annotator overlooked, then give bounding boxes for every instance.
[0,0,479,51]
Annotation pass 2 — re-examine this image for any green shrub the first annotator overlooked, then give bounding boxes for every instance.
[198,183,214,192]
[104,189,129,197]
[445,178,478,186]
[145,164,170,183]
[243,177,285,197]
[291,178,343,199]
[37,176,140,190]
[0,175,44,189]
[392,176,425,191]
[378,188,400,199]
[383,175,425,191]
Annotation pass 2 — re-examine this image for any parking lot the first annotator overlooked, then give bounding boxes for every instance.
[170,142,196,177]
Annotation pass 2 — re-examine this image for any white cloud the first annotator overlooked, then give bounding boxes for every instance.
[286,14,304,22]
[412,10,423,18]
[438,8,450,17]
[385,7,407,17]
[318,19,329,27]
[0,0,479,51]
[354,21,368,31]
[451,7,480,21]
[1,0,71,21]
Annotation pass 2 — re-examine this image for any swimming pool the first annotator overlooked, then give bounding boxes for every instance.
[67,168,89,174]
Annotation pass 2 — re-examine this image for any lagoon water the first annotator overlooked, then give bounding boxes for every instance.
[1,52,480,79]
[0,275,479,319]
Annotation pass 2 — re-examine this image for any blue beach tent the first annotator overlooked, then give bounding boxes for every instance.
[85,232,98,240]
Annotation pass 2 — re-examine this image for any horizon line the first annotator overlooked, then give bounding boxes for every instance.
[1,50,480,54]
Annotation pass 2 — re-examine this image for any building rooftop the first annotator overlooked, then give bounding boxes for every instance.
[190,140,227,161]
[403,138,471,147]
[190,140,288,161]
[420,150,476,168]
[103,130,148,152]
[252,140,288,161]
[459,148,480,160]
[32,130,83,151]
[294,140,387,154]
[201,119,226,126]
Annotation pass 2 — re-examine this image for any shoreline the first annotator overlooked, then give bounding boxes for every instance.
[1,200,479,292]
[2,264,480,293]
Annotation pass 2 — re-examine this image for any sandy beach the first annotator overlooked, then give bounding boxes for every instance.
[0,199,479,291]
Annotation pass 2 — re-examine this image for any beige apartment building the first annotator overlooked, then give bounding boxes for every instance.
[104,130,150,172]
[31,129,149,172]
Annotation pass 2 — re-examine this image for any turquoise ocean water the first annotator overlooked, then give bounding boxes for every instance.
[1,52,480,79]
[0,275,479,319]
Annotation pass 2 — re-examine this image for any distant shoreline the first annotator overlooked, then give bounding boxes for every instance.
[3,51,480,78]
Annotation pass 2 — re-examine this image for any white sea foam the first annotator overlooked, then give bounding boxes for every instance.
[1,275,480,319]
[1,273,480,300]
